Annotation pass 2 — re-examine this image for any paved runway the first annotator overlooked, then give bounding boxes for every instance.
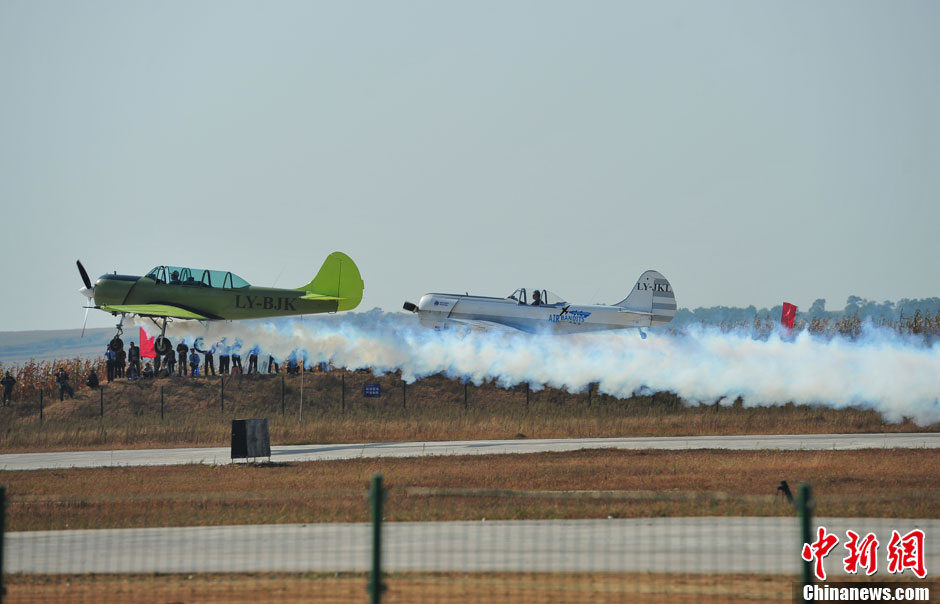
[0,432,937,471]
[7,517,938,575]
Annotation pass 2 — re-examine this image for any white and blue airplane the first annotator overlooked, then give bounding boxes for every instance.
[403,270,676,336]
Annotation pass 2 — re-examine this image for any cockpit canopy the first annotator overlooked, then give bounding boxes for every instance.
[506,288,566,306]
[145,266,250,289]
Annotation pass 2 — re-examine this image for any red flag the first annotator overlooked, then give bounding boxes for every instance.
[139,327,156,358]
[781,302,797,329]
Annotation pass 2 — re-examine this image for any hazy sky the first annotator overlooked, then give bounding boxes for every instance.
[2,1,938,332]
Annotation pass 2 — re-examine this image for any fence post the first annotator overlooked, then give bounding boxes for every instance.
[160,386,164,421]
[1,485,5,603]
[799,483,813,603]
[525,382,529,409]
[464,381,468,410]
[220,377,224,413]
[369,474,384,604]
[281,376,285,415]
[341,372,345,415]
[402,382,406,410]
[39,388,43,423]
[100,388,104,417]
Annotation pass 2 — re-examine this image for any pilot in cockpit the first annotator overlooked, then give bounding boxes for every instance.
[531,289,542,306]
[170,270,181,285]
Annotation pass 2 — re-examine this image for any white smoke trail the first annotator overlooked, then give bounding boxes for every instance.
[146,310,940,425]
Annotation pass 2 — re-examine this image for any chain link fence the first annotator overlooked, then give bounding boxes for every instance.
[3,480,935,603]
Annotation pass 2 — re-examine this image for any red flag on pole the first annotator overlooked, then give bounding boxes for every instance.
[139,327,156,358]
[781,302,797,330]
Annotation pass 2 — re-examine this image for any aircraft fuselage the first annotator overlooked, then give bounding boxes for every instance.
[93,274,340,320]
[412,293,661,334]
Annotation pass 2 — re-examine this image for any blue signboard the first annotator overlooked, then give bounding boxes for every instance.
[364,383,381,398]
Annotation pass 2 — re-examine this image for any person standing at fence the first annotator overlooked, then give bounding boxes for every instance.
[104,346,116,382]
[1,371,15,405]
[86,369,99,389]
[286,354,299,375]
[217,338,230,375]
[231,339,243,374]
[116,346,126,378]
[246,345,259,374]
[165,347,176,376]
[55,367,75,401]
[188,349,200,377]
[267,355,279,374]
[195,338,216,376]
[127,342,141,377]
[176,340,189,374]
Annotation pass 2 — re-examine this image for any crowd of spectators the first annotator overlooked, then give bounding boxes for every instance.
[100,335,311,382]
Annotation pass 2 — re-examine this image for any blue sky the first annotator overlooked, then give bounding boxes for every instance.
[1,1,938,331]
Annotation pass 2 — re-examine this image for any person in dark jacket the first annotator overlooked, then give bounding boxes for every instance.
[194,338,215,376]
[127,342,141,377]
[86,370,99,389]
[164,348,176,375]
[1,371,15,405]
[55,368,75,401]
[116,347,126,378]
[176,341,189,373]
[231,339,243,374]
[217,338,230,375]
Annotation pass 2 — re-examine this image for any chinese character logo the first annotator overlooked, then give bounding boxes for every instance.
[802,526,840,581]
[843,531,879,576]
[887,529,927,579]
[802,526,928,581]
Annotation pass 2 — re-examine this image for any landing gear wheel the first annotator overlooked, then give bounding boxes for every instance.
[109,337,124,352]
[154,336,172,356]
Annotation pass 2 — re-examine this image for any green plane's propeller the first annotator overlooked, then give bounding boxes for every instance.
[77,260,92,291]
[77,260,95,337]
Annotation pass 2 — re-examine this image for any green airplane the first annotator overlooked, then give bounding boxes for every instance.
[77,251,363,353]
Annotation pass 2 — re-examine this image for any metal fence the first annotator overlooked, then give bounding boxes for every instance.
[3,479,935,603]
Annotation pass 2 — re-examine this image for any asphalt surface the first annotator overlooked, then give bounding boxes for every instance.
[0,432,937,471]
[7,517,938,575]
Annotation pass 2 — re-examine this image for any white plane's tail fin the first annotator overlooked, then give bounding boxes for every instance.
[615,270,676,326]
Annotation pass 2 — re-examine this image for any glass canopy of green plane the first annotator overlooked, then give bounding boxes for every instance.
[145,266,250,289]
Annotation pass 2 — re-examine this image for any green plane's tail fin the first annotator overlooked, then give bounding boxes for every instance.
[298,252,364,311]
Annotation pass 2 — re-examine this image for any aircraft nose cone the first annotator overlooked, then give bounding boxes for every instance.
[79,286,95,299]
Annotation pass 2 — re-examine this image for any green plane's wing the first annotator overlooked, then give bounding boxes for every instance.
[298,293,343,301]
[99,304,211,320]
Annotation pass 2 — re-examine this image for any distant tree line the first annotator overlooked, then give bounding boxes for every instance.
[671,296,940,340]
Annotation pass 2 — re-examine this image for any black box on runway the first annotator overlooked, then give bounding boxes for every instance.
[231,418,271,460]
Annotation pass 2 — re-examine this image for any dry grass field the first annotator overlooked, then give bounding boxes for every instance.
[3,448,937,530]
